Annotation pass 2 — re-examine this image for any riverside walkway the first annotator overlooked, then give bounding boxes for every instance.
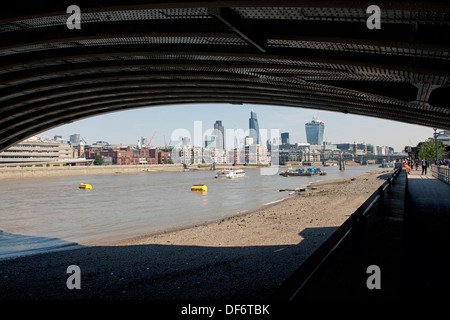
[276,166,450,300]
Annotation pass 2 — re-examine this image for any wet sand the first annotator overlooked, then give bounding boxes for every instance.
[0,170,390,300]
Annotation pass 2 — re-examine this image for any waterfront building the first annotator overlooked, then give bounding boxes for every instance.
[99,156,112,165]
[249,111,260,145]
[158,151,171,164]
[201,148,226,164]
[226,148,237,164]
[245,144,258,164]
[302,149,321,163]
[84,145,168,165]
[257,145,269,164]
[211,148,226,164]
[305,116,325,146]
[192,146,203,164]
[201,148,211,164]
[231,148,245,165]
[279,149,302,165]
[0,136,74,164]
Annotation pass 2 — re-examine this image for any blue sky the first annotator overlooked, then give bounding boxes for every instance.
[41,103,435,152]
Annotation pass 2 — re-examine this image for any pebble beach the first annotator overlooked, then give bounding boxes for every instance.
[0,170,390,300]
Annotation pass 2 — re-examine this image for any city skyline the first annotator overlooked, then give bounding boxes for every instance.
[40,103,437,152]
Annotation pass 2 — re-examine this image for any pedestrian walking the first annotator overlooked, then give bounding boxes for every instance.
[421,159,428,175]
[415,159,419,171]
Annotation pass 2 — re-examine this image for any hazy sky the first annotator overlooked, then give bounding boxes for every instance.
[41,103,436,152]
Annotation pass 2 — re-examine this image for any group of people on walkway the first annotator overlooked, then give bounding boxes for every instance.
[402,158,450,175]
[402,158,429,175]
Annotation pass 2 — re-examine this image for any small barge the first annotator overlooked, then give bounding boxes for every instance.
[280,168,327,177]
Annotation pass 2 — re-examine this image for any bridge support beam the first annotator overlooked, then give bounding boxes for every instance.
[408,83,441,112]
[208,7,266,53]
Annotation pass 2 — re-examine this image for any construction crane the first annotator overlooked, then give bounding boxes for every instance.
[147,131,156,147]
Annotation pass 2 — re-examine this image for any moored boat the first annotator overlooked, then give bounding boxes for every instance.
[324,163,337,167]
[315,168,327,175]
[280,168,311,177]
[215,168,246,179]
[280,167,326,177]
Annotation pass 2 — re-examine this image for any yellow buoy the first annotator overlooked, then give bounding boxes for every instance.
[191,185,207,192]
[79,183,92,189]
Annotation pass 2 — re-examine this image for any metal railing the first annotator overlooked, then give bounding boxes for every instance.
[274,166,403,300]
[432,164,450,185]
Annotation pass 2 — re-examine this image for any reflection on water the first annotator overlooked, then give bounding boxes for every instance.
[0,165,387,259]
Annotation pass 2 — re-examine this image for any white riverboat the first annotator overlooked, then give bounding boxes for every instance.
[215,168,246,179]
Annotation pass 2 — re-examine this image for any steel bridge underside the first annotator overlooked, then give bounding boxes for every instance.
[0,1,449,152]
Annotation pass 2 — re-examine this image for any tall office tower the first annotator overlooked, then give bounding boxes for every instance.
[305,116,325,145]
[69,133,81,145]
[281,132,289,145]
[213,120,225,150]
[249,111,260,145]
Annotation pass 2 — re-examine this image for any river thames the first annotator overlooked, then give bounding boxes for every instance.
[0,165,387,260]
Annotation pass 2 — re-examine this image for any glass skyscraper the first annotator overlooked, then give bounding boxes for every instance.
[213,120,224,150]
[305,116,325,145]
[249,111,260,145]
[281,132,289,145]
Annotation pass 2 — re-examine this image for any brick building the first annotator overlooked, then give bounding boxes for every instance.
[85,146,169,165]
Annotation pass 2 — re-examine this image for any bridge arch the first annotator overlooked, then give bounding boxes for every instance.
[1,1,449,151]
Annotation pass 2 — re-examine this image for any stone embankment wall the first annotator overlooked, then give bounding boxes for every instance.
[0,164,186,180]
[0,163,263,180]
